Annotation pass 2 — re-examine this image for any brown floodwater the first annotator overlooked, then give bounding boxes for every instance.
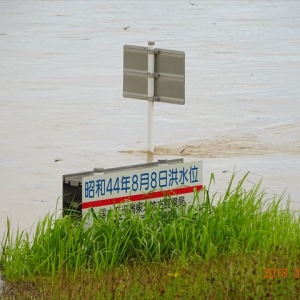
[0,0,299,240]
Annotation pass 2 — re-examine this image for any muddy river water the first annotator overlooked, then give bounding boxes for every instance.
[0,1,300,238]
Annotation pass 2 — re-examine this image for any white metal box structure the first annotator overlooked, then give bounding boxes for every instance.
[63,159,203,222]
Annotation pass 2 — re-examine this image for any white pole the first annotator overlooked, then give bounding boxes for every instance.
[147,41,155,153]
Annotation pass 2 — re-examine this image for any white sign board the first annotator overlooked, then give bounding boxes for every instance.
[82,161,203,221]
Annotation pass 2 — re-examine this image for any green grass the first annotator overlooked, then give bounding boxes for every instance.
[1,172,300,299]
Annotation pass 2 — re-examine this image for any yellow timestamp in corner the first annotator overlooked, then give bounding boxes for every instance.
[264,267,300,279]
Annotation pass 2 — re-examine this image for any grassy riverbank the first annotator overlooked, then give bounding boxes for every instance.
[1,173,300,299]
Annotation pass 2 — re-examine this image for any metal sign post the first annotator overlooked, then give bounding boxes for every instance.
[147,41,155,153]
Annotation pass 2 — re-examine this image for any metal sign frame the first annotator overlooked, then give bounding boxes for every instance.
[123,41,185,153]
[123,44,185,105]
